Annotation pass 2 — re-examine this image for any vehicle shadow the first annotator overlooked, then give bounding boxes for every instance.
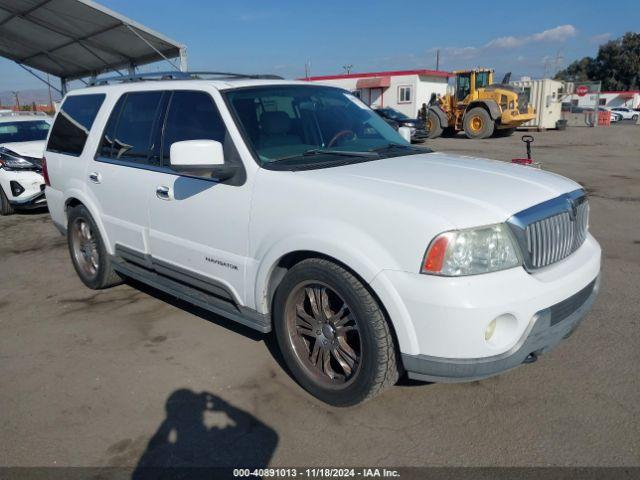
[132,389,278,479]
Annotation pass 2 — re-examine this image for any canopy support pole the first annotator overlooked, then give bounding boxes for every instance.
[124,23,180,72]
[15,62,62,95]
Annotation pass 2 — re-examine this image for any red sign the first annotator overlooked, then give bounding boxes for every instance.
[576,85,589,97]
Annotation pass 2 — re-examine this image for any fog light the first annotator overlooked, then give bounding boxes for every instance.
[10,181,24,197]
[485,319,497,341]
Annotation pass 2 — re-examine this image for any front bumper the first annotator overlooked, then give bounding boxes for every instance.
[0,169,46,208]
[402,275,599,382]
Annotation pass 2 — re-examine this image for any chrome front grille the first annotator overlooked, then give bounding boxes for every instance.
[507,190,589,270]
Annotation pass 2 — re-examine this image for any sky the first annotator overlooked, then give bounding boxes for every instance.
[1,0,639,97]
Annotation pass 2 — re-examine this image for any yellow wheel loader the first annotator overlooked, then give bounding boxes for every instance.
[426,69,535,139]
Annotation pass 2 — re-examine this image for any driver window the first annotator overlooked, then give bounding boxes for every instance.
[456,76,471,101]
[161,91,227,165]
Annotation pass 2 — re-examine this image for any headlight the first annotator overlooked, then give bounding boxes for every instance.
[0,149,35,170]
[421,223,521,276]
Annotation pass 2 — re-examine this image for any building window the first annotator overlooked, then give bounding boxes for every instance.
[598,98,606,106]
[398,85,412,103]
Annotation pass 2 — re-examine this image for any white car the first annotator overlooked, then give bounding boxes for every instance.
[0,113,52,215]
[44,74,601,406]
[609,107,638,121]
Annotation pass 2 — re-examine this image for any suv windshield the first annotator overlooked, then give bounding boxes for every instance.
[225,85,422,168]
[0,120,50,144]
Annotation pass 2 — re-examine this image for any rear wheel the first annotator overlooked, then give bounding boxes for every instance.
[463,107,494,139]
[67,205,122,289]
[426,110,443,139]
[632,114,638,121]
[274,259,399,406]
[0,185,15,216]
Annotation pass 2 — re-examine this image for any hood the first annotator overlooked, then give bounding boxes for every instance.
[0,140,47,159]
[396,118,423,128]
[302,151,582,228]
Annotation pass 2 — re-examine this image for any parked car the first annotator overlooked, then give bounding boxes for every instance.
[0,113,52,215]
[609,107,638,121]
[44,75,601,406]
[373,107,427,142]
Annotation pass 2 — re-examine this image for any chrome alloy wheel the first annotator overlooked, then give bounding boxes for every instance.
[71,218,99,279]
[284,282,361,386]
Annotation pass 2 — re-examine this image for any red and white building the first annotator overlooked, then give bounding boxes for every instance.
[569,90,640,109]
[304,69,451,117]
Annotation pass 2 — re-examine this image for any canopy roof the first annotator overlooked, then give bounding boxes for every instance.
[0,0,186,82]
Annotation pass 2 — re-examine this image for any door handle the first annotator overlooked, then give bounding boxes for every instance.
[88,172,101,184]
[156,185,172,201]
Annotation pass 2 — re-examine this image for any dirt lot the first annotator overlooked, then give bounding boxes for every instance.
[1,123,639,469]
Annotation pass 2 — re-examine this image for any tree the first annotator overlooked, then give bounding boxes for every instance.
[555,32,640,90]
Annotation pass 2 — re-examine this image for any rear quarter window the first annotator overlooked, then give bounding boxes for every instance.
[47,94,106,156]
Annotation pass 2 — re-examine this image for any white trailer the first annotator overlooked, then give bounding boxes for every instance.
[511,78,565,130]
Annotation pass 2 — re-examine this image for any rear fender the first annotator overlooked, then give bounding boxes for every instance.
[467,100,501,120]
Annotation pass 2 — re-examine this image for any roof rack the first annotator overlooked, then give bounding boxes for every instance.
[88,71,284,86]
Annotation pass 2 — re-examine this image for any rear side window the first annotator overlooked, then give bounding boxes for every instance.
[162,91,227,163]
[47,94,105,156]
[106,91,164,165]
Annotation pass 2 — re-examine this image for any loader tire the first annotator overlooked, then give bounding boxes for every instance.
[463,107,494,139]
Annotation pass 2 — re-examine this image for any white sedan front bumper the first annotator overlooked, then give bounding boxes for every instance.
[0,169,46,208]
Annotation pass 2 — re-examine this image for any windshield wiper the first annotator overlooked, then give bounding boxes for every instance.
[370,143,432,154]
[271,149,380,163]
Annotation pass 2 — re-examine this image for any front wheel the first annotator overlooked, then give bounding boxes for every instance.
[426,110,443,139]
[463,107,495,139]
[273,259,399,406]
[0,185,15,216]
[67,205,122,289]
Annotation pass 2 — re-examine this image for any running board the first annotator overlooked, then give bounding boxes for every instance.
[111,257,271,333]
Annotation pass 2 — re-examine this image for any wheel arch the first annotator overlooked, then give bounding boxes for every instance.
[256,243,417,357]
[465,99,501,120]
[63,190,113,255]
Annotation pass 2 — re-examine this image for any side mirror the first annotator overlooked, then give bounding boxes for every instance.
[170,140,237,180]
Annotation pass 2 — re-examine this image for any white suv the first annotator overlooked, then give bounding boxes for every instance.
[0,113,52,215]
[44,73,601,406]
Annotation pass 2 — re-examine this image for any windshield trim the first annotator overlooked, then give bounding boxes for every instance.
[221,84,425,172]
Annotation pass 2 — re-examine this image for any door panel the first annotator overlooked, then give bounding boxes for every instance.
[87,91,167,254]
[147,90,251,304]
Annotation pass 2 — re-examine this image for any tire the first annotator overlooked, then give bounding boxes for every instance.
[493,127,516,137]
[273,258,399,406]
[463,107,495,139]
[0,185,15,216]
[426,110,443,139]
[632,114,638,121]
[67,204,122,289]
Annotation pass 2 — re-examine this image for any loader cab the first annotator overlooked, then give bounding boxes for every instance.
[454,69,494,102]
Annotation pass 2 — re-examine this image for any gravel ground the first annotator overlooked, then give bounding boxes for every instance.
[0,122,638,469]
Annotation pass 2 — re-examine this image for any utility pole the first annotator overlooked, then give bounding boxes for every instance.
[342,64,353,75]
[304,60,311,79]
[47,73,53,111]
[12,91,20,110]
[436,49,440,71]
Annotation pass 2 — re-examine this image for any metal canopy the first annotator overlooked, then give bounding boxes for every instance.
[0,0,187,90]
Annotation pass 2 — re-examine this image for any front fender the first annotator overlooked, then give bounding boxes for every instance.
[251,223,420,355]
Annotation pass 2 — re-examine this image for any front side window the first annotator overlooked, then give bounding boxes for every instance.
[47,94,105,156]
[0,120,50,144]
[162,91,227,164]
[398,86,412,103]
[225,85,421,169]
[456,75,471,101]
